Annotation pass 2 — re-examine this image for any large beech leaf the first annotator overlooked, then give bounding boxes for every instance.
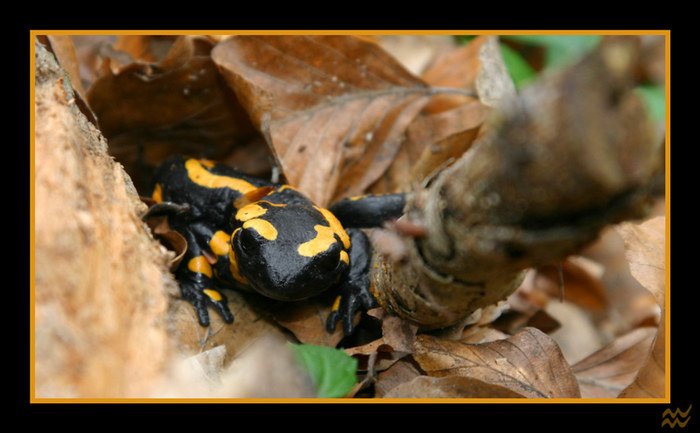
[211,35,444,206]
[86,35,257,189]
[412,327,581,398]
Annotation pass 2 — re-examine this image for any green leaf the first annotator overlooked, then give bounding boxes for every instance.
[504,35,602,68]
[635,84,666,123]
[287,343,358,398]
[499,43,536,89]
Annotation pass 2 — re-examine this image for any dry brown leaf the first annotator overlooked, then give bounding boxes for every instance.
[474,35,517,108]
[265,296,345,348]
[171,289,289,366]
[460,325,511,345]
[613,215,667,399]
[618,310,665,398]
[546,300,606,365]
[375,35,456,77]
[582,227,660,332]
[413,327,581,398]
[211,35,449,206]
[572,326,657,398]
[420,35,490,113]
[44,35,87,97]
[86,35,257,189]
[345,338,409,376]
[370,36,504,193]
[141,210,188,269]
[492,307,561,337]
[344,308,418,374]
[38,35,98,128]
[112,35,179,63]
[371,308,419,353]
[615,216,666,306]
[382,375,525,398]
[71,35,119,90]
[535,258,609,313]
[406,100,487,185]
[374,358,423,397]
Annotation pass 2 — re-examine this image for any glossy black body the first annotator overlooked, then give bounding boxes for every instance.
[149,155,405,334]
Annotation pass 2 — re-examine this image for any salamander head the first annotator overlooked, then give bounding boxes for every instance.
[231,202,350,300]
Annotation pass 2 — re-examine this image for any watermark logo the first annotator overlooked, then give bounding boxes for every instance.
[662,405,692,428]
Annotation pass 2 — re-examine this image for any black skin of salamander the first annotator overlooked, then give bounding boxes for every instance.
[148,155,405,335]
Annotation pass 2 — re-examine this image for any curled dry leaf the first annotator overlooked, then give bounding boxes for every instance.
[618,311,665,398]
[375,35,457,77]
[614,216,666,399]
[614,216,666,306]
[370,36,502,194]
[420,35,516,113]
[412,327,581,398]
[211,35,468,206]
[141,212,188,270]
[572,326,657,398]
[345,308,418,375]
[406,100,487,186]
[579,227,660,333]
[535,257,609,313]
[86,35,257,190]
[38,35,98,127]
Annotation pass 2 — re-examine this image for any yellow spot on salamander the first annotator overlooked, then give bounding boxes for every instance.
[152,183,163,203]
[188,256,213,278]
[235,203,268,222]
[277,185,300,193]
[203,289,222,302]
[340,250,349,265]
[185,158,257,195]
[331,295,341,312]
[209,230,231,256]
[257,200,287,207]
[229,228,248,284]
[298,224,337,257]
[314,206,350,249]
[243,218,278,240]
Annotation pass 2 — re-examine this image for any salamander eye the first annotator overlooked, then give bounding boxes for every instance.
[238,227,260,255]
[315,245,341,272]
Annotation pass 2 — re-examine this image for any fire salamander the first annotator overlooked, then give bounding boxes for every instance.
[148,155,405,335]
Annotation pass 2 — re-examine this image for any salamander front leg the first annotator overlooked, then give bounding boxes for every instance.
[176,227,235,327]
[326,228,377,335]
[177,257,234,327]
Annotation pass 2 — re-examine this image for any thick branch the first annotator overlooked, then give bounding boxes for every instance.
[371,37,663,330]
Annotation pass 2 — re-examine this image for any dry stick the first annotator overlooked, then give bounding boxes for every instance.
[371,37,664,331]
